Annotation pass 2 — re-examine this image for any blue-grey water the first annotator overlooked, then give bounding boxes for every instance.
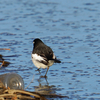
[0,0,100,99]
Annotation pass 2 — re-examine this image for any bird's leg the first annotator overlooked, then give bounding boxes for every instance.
[35,68,40,72]
[36,68,40,71]
[40,67,49,78]
[44,67,49,78]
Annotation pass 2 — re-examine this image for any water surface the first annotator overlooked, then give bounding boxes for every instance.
[0,0,100,99]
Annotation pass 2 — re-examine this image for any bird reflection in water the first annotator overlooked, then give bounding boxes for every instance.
[34,77,69,99]
[34,78,55,95]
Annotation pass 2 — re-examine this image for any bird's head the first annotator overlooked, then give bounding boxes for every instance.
[33,38,43,48]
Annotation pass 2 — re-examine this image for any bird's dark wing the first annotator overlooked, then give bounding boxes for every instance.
[33,43,61,63]
[33,44,54,60]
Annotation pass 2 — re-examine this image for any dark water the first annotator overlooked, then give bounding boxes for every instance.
[0,0,100,99]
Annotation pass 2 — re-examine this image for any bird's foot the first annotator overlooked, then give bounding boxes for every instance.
[40,75,47,78]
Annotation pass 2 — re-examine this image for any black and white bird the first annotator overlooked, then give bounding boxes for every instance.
[31,38,61,78]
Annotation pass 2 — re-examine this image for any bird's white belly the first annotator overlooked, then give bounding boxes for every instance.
[32,54,54,69]
[32,58,47,69]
